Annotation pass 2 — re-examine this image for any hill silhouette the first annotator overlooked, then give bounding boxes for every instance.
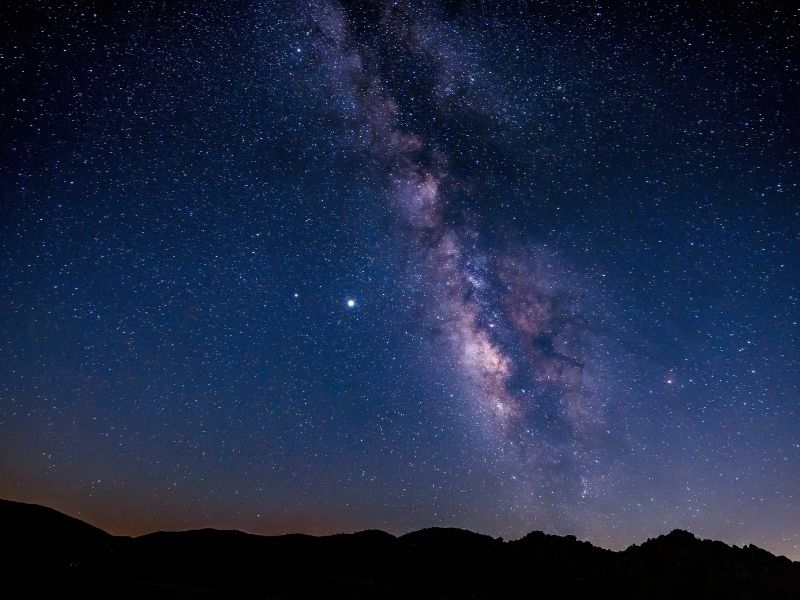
[2,498,798,598]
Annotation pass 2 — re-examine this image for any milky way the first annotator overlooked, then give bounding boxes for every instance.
[309,0,612,518]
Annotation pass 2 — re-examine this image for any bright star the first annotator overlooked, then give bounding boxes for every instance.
[346,299,356,308]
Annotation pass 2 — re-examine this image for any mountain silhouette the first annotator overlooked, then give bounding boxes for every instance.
[2,498,798,598]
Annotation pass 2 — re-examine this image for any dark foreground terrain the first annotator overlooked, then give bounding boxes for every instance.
[1,498,798,598]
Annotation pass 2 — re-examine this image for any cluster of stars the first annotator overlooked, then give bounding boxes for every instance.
[0,0,797,560]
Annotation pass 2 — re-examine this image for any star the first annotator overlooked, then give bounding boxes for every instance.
[346,298,356,308]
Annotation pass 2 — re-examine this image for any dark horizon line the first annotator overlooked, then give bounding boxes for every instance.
[5,496,796,563]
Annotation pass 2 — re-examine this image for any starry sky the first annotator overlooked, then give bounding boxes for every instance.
[1,0,798,559]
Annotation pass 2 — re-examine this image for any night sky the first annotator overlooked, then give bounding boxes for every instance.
[1,1,798,559]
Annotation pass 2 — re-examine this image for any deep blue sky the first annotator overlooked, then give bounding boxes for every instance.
[1,0,798,559]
